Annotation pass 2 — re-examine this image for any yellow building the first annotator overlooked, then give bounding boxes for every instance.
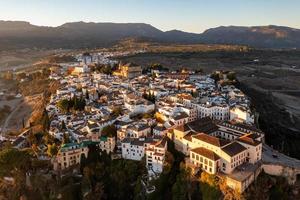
[53,141,96,170]
[99,136,116,154]
[113,63,142,79]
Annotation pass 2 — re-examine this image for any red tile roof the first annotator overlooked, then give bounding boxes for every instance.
[192,133,230,147]
[191,147,220,161]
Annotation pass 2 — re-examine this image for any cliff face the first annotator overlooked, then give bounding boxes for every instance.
[237,82,300,160]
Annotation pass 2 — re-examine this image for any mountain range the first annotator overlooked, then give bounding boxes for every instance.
[0,21,300,50]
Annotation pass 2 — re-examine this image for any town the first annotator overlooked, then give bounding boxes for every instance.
[1,49,300,199]
[46,52,262,194]
[1,1,300,199]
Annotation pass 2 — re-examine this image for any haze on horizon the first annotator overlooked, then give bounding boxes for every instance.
[0,0,299,33]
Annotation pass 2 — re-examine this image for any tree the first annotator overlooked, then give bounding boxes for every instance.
[43,133,54,145]
[80,153,87,172]
[22,118,25,128]
[28,132,38,146]
[61,120,67,130]
[210,72,221,83]
[57,97,86,113]
[41,109,50,131]
[143,113,153,119]
[101,125,117,137]
[42,68,51,77]
[0,148,32,198]
[62,133,71,144]
[74,95,86,111]
[85,90,90,100]
[134,177,144,200]
[144,91,155,103]
[191,90,198,98]
[47,143,58,157]
[91,182,105,200]
[199,172,222,200]
[57,99,70,113]
[111,106,122,117]
[227,72,236,81]
[142,90,147,99]
[171,163,192,200]
[0,148,31,176]
[177,84,181,91]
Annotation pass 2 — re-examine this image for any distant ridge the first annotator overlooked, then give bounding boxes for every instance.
[0,21,299,50]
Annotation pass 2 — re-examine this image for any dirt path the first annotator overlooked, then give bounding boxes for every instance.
[0,101,24,134]
[0,94,42,135]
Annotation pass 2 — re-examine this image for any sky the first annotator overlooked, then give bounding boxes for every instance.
[0,0,299,33]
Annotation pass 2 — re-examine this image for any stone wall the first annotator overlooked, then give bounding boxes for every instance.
[262,163,300,184]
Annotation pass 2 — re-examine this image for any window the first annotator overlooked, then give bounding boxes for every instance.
[200,157,203,162]
[204,159,208,165]
[192,153,195,159]
[196,155,199,161]
[209,161,212,167]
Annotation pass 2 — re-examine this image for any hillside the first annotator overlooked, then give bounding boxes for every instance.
[0,21,300,49]
[201,25,300,48]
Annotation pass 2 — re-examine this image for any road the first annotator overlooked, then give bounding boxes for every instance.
[262,144,300,168]
[0,63,32,72]
[0,94,43,135]
[0,100,25,134]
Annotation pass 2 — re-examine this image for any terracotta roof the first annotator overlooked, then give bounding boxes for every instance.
[183,131,198,142]
[174,124,190,132]
[221,142,247,157]
[177,93,193,100]
[191,147,220,161]
[156,137,168,148]
[192,133,230,147]
[238,134,261,146]
[126,93,137,100]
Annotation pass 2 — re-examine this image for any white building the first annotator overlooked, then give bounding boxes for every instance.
[230,106,254,124]
[196,103,229,121]
[146,137,168,176]
[73,65,90,74]
[121,137,154,161]
[126,123,151,138]
[124,93,155,115]
[99,135,116,154]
